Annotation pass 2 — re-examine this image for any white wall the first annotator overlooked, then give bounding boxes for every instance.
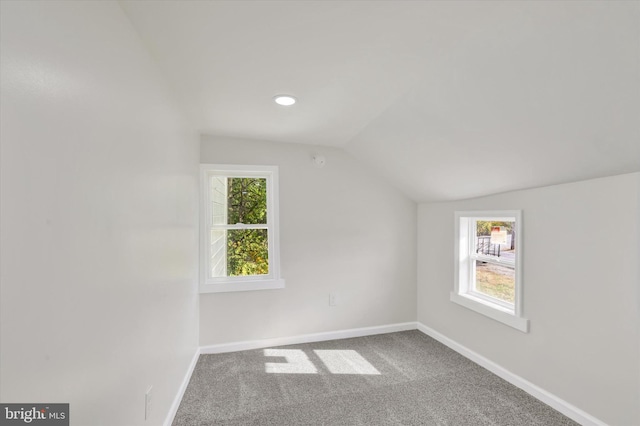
[200,136,416,345]
[0,2,199,425]
[418,173,640,425]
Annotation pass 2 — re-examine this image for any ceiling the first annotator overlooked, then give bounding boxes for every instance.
[120,1,640,201]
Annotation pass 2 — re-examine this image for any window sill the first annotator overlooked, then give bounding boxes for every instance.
[200,279,285,294]
[450,292,529,333]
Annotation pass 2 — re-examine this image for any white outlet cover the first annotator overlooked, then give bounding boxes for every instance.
[145,386,153,420]
[329,293,338,306]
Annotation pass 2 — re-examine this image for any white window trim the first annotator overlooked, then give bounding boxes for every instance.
[200,164,285,293]
[451,210,529,332]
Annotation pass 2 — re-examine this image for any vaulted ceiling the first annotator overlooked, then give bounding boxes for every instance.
[121,1,640,201]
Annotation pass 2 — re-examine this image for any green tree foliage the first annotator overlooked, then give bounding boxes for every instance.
[226,178,269,276]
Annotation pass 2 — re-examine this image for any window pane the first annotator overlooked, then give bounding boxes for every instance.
[227,229,269,276]
[474,260,515,304]
[475,220,515,262]
[227,177,267,225]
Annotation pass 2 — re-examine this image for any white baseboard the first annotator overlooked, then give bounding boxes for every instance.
[200,322,417,354]
[164,347,200,426]
[416,322,606,426]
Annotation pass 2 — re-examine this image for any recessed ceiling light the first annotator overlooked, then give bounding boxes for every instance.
[274,95,296,106]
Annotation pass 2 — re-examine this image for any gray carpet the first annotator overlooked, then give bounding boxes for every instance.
[173,330,578,425]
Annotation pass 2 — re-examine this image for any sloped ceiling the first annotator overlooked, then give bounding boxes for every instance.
[120,0,639,201]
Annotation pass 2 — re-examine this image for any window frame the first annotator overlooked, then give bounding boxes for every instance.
[199,164,285,293]
[451,210,529,332]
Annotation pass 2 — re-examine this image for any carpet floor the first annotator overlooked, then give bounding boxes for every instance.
[172,330,578,425]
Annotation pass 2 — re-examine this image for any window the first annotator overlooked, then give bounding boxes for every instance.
[200,164,284,293]
[451,210,528,332]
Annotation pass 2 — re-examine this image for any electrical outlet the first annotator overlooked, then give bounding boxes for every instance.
[329,293,337,306]
[145,386,153,421]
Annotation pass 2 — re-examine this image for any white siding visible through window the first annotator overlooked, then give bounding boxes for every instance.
[210,176,227,278]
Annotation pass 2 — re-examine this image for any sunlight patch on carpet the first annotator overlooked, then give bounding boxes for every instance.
[264,349,317,374]
[314,350,381,375]
[264,348,380,375]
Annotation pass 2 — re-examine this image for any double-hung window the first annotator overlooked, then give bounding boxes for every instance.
[451,210,528,332]
[200,164,284,293]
